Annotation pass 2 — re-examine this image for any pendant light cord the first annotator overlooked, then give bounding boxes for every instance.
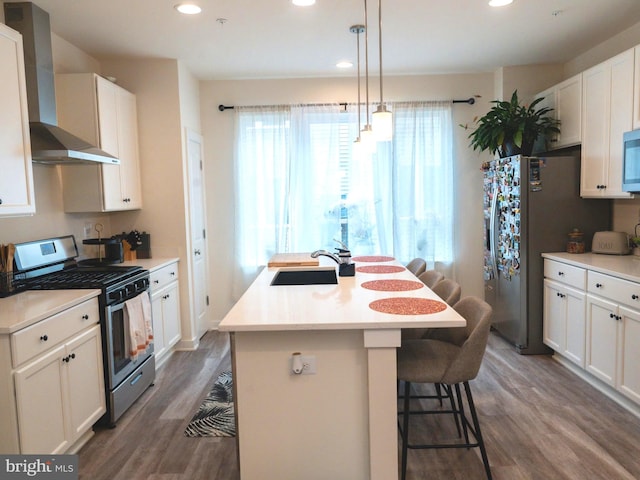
[364,0,370,121]
[357,28,362,133]
[377,0,384,105]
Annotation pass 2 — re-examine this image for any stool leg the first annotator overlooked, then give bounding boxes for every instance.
[444,384,462,437]
[435,383,443,406]
[464,381,492,480]
[401,381,411,480]
[454,383,471,446]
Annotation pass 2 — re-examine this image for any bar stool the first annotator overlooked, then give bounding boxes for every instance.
[431,278,461,307]
[397,296,493,480]
[405,258,427,277]
[401,278,460,343]
[418,269,444,289]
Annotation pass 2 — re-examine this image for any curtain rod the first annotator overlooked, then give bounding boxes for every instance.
[218,97,476,112]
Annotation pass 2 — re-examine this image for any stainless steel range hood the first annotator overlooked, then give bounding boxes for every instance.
[4,2,118,165]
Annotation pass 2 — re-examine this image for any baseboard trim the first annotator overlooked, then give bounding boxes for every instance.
[552,353,640,418]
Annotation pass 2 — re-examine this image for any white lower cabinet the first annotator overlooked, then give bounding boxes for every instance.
[150,261,181,365]
[543,279,586,367]
[585,294,619,386]
[3,296,105,454]
[543,258,640,408]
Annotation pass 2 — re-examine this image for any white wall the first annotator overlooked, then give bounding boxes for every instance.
[200,73,498,323]
[99,58,204,349]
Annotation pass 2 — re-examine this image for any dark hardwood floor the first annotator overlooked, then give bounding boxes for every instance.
[77,330,640,480]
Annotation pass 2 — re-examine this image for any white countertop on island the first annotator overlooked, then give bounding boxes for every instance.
[0,289,101,334]
[542,252,640,283]
[219,259,465,332]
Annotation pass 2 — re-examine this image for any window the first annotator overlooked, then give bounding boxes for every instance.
[232,102,453,292]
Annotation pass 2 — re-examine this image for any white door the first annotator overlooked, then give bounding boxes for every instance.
[186,129,210,338]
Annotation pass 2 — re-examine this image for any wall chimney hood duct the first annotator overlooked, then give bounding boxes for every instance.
[4,2,118,165]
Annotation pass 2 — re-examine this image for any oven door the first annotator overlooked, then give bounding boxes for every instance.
[105,291,154,390]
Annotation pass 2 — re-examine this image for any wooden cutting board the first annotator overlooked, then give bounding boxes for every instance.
[268,253,319,267]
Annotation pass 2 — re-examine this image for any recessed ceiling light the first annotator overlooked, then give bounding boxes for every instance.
[175,3,202,15]
[292,0,316,6]
[336,61,353,69]
[489,0,513,6]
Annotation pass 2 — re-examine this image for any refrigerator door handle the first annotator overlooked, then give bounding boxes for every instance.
[489,187,499,279]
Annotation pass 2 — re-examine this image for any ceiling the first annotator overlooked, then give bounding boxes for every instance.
[9,0,640,80]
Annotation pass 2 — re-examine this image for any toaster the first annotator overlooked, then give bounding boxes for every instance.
[592,231,631,255]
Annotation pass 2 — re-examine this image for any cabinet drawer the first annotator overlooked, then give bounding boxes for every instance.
[150,262,179,292]
[588,271,640,308]
[11,297,99,367]
[544,260,586,289]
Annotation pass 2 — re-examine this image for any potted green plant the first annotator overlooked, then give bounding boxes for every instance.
[465,90,560,158]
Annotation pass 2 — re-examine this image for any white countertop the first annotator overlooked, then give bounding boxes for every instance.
[119,257,179,271]
[542,252,640,282]
[0,289,101,334]
[219,258,466,332]
[0,257,178,335]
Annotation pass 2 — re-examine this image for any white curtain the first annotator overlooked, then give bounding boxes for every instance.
[232,101,454,298]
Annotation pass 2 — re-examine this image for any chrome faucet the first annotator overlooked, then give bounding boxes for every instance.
[311,240,355,276]
[311,250,344,264]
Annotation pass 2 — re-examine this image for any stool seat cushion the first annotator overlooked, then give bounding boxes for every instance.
[397,339,459,384]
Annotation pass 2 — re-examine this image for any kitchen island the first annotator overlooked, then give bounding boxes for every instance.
[218,257,466,480]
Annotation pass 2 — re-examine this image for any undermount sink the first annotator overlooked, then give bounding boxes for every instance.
[271,267,338,286]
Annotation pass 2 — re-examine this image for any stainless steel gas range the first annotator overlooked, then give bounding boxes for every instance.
[14,235,155,427]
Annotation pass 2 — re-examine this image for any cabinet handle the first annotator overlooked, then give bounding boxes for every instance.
[63,353,77,363]
[163,294,170,300]
[153,279,160,284]
[610,313,616,319]
[170,271,176,276]
[633,294,639,300]
[40,335,48,342]
[595,283,603,288]
[556,292,565,298]
[82,314,90,320]
[194,249,201,255]
[558,271,565,276]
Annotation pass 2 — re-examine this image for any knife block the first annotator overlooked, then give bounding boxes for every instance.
[123,242,137,261]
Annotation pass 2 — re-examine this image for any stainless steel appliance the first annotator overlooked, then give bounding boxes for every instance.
[13,235,155,426]
[483,154,611,354]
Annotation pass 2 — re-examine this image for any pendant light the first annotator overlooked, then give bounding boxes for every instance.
[371,0,392,141]
[360,0,375,153]
[351,24,365,159]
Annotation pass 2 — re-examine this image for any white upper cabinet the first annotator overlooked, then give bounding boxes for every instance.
[581,48,634,198]
[0,24,35,217]
[535,74,582,152]
[633,46,640,130]
[55,73,142,212]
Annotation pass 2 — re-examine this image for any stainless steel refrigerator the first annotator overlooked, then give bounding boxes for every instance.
[483,153,611,354]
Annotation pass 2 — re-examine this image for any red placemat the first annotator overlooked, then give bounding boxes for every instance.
[356,265,406,274]
[352,255,395,262]
[361,279,424,292]
[369,297,447,315]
